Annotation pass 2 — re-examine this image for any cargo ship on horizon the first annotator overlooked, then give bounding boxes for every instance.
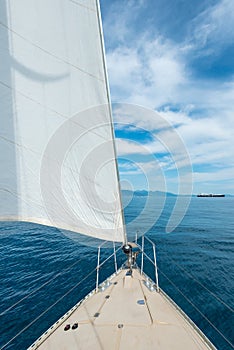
[197,193,225,197]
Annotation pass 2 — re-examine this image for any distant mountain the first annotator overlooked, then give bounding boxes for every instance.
[122,190,234,197]
[122,190,178,197]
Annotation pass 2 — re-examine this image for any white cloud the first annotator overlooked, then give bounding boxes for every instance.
[189,0,234,52]
[106,47,142,101]
[194,167,234,183]
[106,37,187,107]
[103,0,234,192]
[103,0,147,46]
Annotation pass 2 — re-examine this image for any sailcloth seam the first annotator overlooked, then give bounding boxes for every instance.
[0,21,104,82]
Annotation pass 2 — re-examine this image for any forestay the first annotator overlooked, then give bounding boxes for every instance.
[0,0,125,242]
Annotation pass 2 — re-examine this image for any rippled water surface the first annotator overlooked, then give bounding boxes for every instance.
[0,196,233,349]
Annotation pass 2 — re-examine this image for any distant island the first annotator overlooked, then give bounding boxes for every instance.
[122,190,190,197]
[121,190,232,197]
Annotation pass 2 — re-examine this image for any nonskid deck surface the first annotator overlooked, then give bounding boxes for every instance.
[30,268,215,350]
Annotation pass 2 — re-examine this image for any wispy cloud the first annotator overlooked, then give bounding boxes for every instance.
[189,0,234,52]
[102,0,234,193]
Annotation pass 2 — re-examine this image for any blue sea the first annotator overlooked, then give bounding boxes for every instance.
[0,196,233,349]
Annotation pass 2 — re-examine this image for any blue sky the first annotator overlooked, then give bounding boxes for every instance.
[100,0,234,194]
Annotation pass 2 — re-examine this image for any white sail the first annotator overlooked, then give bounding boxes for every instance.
[0,0,125,242]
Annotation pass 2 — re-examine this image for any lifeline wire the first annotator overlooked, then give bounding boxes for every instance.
[0,255,87,316]
[1,266,98,349]
[164,253,234,313]
[141,249,234,348]
[159,268,234,349]
[1,245,122,349]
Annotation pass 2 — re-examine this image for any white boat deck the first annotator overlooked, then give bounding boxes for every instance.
[29,268,216,350]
